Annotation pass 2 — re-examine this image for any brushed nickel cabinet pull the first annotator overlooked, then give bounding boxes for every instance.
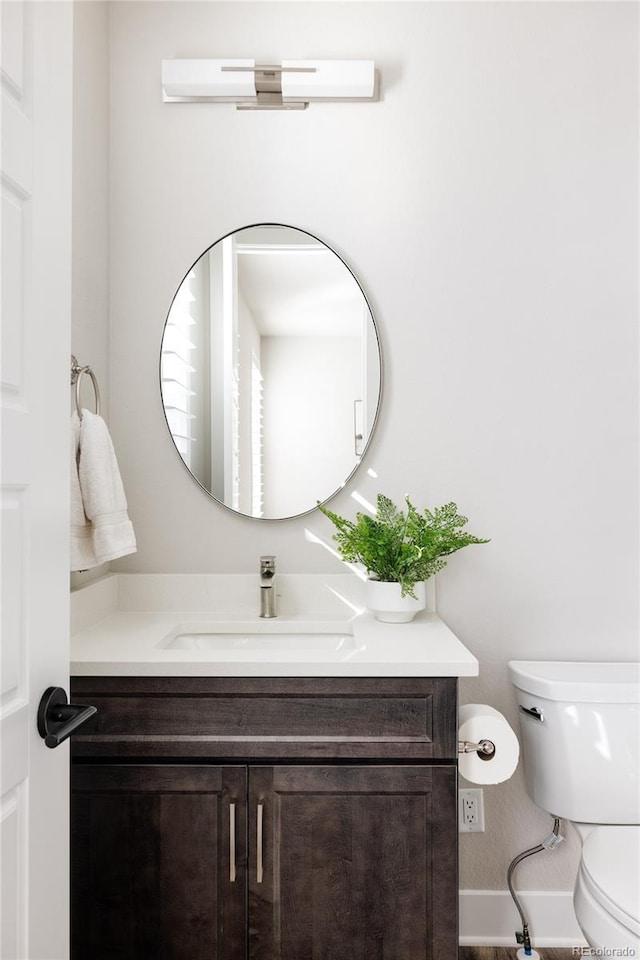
[257,802,264,884]
[229,802,236,882]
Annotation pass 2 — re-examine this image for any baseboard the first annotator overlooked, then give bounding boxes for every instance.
[459,890,589,947]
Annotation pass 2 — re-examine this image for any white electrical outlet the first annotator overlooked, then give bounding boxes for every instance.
[458,788,485,833]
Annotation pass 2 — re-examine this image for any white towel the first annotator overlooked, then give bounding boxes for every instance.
[70,412,97,570]
[70,409,137,570]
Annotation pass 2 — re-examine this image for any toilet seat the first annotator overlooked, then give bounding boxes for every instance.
[579,826,640,937]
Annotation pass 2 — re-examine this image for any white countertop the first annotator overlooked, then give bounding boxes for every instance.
[70,574,479,678]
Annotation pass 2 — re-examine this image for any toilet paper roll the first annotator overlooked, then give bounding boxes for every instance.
[458,703,520,784]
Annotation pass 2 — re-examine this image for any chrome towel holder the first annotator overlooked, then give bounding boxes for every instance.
[70,354,100,418]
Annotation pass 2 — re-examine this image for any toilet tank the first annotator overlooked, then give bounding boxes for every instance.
[508,661,640,824]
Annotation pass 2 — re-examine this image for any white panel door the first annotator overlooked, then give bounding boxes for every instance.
[1,2,73,958]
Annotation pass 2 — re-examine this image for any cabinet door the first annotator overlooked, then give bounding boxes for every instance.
[72,764,247,960]
[248,765,457,960]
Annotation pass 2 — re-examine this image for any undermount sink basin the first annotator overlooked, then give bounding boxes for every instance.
[157,621,364,662]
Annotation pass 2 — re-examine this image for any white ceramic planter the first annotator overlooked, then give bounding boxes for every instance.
[365,580,426,623]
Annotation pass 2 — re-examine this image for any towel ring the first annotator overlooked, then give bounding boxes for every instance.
[70,354,100,419]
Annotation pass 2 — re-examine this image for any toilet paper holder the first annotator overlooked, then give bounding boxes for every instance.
[458,738,496,761]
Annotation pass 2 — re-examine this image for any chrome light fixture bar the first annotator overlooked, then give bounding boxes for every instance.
[161,59,377,111]
[225,64,314,112]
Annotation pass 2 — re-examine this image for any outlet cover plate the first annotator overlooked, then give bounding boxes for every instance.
[459,788,485,833]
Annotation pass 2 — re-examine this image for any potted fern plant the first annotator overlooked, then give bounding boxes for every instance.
[318,494,488,623]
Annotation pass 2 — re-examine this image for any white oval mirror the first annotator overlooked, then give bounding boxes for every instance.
[160,224,382,520]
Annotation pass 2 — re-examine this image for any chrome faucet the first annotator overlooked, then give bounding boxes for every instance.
[259,555,277,618]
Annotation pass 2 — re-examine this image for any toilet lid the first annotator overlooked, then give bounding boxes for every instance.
[580,826,640,936]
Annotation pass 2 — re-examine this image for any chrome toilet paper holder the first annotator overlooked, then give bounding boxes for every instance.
[458,738,496,760]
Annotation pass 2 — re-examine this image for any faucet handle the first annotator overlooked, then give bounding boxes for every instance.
[259,556,277,618]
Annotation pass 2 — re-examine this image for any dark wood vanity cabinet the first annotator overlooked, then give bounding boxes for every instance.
[70,677,459,960]
[249,763,457,960]
[72,764,247,960]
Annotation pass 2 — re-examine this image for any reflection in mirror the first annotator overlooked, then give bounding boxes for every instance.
[160,224,381,520]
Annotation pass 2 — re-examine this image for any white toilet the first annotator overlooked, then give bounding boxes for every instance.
[508,660,640,951]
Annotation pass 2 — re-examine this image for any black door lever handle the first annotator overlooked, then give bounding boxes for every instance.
[37,686,97,748]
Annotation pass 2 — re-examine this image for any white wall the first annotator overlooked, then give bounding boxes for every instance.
[261,335,360,517]
[106,2,639,894]
[70,0,110,589]
[72,1,109,417]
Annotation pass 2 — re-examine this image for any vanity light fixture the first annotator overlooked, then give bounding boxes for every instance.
[161,59,377,111]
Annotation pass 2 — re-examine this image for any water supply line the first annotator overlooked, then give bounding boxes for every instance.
[507,816,564,960]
